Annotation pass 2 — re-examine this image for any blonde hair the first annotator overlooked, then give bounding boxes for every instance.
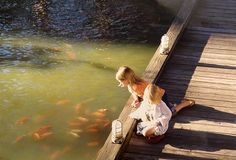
[115,66,144,85]
[144,84,161,104]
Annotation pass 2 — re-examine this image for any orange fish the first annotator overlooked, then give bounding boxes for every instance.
[68,131,80,138]
[35,125,52,134]
[87,141,99,147]
[87,124,99,129]
[74,104,82,113]
[70,129,83,133]
[49,146,71,160]
[40,132,53,139]
[56,99,70,106]
[15,116,29,125]
[32,132,53,140]
[103,121,111,128]
[97,108,109,113]
[68,121,82,128]
[49,150,61,160]
[86,124,99,133]
[91,111,105,118]
[14,135,27,143]
[66,52,76,60]
[86,128,99,133]
[32,133,41,139]
[76,116,89,123]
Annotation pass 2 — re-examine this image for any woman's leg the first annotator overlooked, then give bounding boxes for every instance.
[175,99,195,113]
[142,126,156,137]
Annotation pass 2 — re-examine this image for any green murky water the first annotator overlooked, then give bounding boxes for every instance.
[0,36,156,160]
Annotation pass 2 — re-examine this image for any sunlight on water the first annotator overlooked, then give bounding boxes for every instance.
[0,36,156,160]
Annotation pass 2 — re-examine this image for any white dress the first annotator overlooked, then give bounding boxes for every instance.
[129,100,172,136]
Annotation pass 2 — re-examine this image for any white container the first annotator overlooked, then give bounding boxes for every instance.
[111,119,123,144]
[160,34,170,54]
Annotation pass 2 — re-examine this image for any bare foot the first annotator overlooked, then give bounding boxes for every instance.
[181,99,195,107]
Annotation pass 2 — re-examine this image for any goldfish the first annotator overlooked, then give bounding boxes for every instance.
[87,141,99,147]
[95,118,110,125]
[103,121,111,128]
[70,129,83,133]
[35,125,52,134]
[68,121,82,128]
[87,124,99,129]
[15,116,29,125]
[86,128,99,133]
[97,108,109,113]
[68,131,80,138]
[76,116,89,123]
[56,99,70,106]
[49,150,61,160]
[91,111,105,118]
[14,135,27,143]
[66,52,76,60]
[49,146,71,160]
[74,104,82,113]
[86,124,100,133]
[32,132,53,140]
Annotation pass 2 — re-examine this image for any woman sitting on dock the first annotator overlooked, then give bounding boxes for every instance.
[129,84,171,143]
[115,66,195,116]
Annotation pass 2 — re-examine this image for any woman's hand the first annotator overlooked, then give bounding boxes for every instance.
[131,99,141,108]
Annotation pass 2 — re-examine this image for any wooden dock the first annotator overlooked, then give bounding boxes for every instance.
[97,0,236,159]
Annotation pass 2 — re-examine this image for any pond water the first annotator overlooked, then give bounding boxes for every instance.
[0,0,172,159]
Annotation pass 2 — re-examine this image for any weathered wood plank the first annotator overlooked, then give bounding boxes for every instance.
[164,64,236,75]
[187,26,236,34]
[166,95,236,110]
[173,50,236,60]
[96,0,198,159]
[126,136,236,159]
[163,67,236,80]
[122,152,215,160]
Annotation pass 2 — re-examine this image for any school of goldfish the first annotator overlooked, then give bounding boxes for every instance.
[14,98,112,159]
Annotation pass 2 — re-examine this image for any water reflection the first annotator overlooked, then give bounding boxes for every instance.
[0,0,173,42]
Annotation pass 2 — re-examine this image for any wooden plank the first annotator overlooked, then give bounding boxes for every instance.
[169,57,236,69]
[171,122,236,136]
[178,41,236,51]
[181,34,236,44]
[173,50,236,59]
[173,109,236,123]
[161,87,236,103]
[96,0,198,159]
[160,73,236,86]
[161,83,236,97]
[187,26,236,34]
[165,94,236,110]
[164,63,236,75]
[122,152,216,160]
[126,135,236,159]
[170,55,236,66]
[163,67,236,80]
[182,34,236,43]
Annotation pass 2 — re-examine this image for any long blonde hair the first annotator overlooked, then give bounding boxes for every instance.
[144,84,161,104]
[115,66,144,85]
